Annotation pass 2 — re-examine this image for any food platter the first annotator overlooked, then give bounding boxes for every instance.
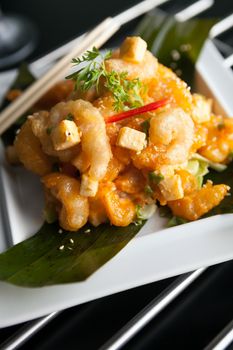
[0,38,233,327]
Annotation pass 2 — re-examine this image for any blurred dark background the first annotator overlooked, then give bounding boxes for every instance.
[1,0,232,65]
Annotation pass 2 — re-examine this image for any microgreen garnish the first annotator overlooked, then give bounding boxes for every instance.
[135,204,143,225]
[148,172,164,184]
[66,47,144,111]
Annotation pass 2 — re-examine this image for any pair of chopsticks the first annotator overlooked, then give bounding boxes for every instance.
[0,17,119,135]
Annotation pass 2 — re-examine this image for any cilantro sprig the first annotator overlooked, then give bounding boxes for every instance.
[66,47,144,111]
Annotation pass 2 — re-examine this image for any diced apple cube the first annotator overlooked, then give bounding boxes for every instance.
[116,127,147,152]
[80,174,98,197]
[159,174,184,201]
[191,93,212,123]
[51,120,80,151]
[120,36,147,63]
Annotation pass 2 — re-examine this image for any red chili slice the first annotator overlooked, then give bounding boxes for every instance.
[105,98,169,123]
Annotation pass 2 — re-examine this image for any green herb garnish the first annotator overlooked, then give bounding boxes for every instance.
[167,216,189,227]
[66,47,144,111]
[148,172,164,184]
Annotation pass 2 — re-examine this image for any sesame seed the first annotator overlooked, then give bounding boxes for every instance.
[67,246,73,250]
[180,43,192,52]
[58,229,63,234]
[84,229,91,233]
[69,238,74,244]
[59,245,64,251]
[171,49,181,61]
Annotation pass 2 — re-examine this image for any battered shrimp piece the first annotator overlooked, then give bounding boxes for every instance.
[42,173,89,231]
[30,108,80,162]
[104,37,157,81]
[168,181,229,221]
[89,193,108,226]
[99,182,136,226]
[69,99,112,181]
[149,108,194,165]
[105,51,158,81]
[199,114,233,163]
[115,166,146,194]
[93,95,116,119]
[147,64,193,113]
[14,119,52,176]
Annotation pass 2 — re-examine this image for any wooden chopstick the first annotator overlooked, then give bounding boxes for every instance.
[0,17,119,135]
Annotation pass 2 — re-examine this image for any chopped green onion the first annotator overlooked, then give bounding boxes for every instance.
[148,172,164,184]
[136,203,157,221]
[167,216,188,227]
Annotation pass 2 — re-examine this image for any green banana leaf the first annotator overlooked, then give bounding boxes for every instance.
[0,222,144,287]
[135,10,216,86]
[0,14,217,287]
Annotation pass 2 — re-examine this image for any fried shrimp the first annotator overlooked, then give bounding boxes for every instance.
[30,108,80,162]
[149,108,194,165]
[14,119,52,176]
[68,99,112,181]
[42,173,89,231]
[105,36,157,81]
[105,51,158,81]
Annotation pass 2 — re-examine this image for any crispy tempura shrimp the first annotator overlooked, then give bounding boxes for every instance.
[105,51,158,81]
[149,108,194,165]
[99,182,136,226]
[30,108,80,162]
[42,173,89,231]
[68,99,112,181]
[14,119,52,176]
[32,100,111,195]
[104,36,157,81]
[168,181,229,221]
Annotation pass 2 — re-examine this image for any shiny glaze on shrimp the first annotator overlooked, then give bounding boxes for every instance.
[42,173,89,231]
[149,108,194,165]
[68,99,112,181]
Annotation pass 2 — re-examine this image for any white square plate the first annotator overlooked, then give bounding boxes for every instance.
[0,40,233,328]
